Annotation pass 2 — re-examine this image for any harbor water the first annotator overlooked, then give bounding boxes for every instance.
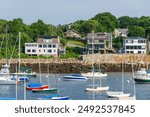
[0,72,150,100]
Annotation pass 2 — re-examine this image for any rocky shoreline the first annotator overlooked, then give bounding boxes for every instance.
[0,54,149,73]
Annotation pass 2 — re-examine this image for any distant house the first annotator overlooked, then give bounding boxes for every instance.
[124,37,147,54]
[87,32,114,54]
[25,36,65,57]
[65,29,81,38]
[114,28,128,38]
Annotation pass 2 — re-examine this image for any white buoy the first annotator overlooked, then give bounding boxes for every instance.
[126,80,130,83]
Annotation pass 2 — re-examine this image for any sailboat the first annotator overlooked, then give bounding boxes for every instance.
[81,36,107,78]
[50,75,70,100]
[32,47,58,93]
[106,62,130,98]
[85,31,109,92]
[0,27,18,85]
[10,32,29,82]
[27,55,48,90]
[85,53,109,92]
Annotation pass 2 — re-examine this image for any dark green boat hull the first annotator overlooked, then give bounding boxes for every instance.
[134,78,150,83]
[32,88,59,93]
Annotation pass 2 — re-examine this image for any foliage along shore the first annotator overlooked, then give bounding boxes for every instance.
[0,54,149,73]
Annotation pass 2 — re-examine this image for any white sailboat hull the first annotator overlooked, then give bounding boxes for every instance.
[85,86,109,92]
[82,72,107,78]
[106,91,130,98]
[0,79,16,85]
[0,75,17,85]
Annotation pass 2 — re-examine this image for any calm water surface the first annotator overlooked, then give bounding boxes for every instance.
[0,72,150,100]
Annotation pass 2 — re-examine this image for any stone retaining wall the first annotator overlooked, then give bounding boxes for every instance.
[0,54,149,73]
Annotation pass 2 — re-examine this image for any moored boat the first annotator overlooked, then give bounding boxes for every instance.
[134,68,150,83]
[50,96,70,100]
[11,75,29,82]
[106,91,130,98]
[26,83,49,90]
[32,88,59,93]
[62,74,87,81]
[82,72,107,78]
[85,86,109,92]
[0,64,19,85]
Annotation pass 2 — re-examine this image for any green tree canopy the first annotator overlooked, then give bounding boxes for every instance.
[93,12,118,32]
[30,19,48,40]
[128,26,145,37]
[81,20,100,34]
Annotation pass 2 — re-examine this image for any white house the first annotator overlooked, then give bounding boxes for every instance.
[25,36,63,56]
[124,37,147,54]
[114,28,128,38]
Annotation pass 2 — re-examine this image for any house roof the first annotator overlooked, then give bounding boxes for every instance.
[65,29,80,34]
[126,37,146,40]
[117,29,128,34]
[87,32,111,40]
[38,35,57,39]
[37,35,59,44]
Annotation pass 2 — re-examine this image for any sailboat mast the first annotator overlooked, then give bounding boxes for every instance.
[99,52,102,86]
[131,57,136,99]
[122,62,124,92]
[92,31,95,100]
[5,26,8,65]
[18,32,21,73]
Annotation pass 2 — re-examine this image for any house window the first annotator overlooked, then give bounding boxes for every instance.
[130,51,133,53]
[128,40,133,43]
[99,44,104,48]
[27,49,31,52]
[95,45,99,49]
[99,40,104,43]
[134,46,137,49]
[126,40,128,43]
[138,51,141,53]
[32,49,36,52]
[138,46,141,49]
[126,46,129,49]
[53,45,56,48]
[48,45,51,48]
[54,50,56,52]
[44,49,46,52]
[38,44,42,48]
[130,46,133,49]
[43,45,47,48]
[39,49,41,52]
[48,50,52,53]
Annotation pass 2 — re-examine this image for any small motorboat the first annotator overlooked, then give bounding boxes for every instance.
[32,88,59,93]
[26,83,49,90]
[62,74,87,81]
[106,91,130,98]
[11,75,29,82]
[51,96,70,100]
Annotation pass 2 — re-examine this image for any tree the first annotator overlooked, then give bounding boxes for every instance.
[81,20,100,34]
[145,27,150,40]
[138,19,150,29]
[112,36,123,49]
[93,12,118,32]
[0,19,8,33]
[7,18,29,35]
[128,26,145,37]
[118,16,139,28]
[30,19,48,40]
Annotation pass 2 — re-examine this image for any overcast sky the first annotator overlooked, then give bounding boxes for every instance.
[0,0,149,25]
